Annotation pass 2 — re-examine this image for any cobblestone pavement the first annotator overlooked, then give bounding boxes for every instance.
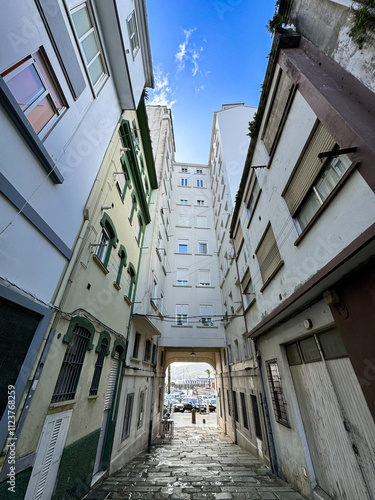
[85,413,306,500]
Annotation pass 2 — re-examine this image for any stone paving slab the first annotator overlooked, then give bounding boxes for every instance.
[85,416,306,500]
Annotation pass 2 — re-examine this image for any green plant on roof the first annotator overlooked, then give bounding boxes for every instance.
[350,1,375,49]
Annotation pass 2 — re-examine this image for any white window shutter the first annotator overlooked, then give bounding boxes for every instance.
[25,411,72,500]
[104,351,120,410]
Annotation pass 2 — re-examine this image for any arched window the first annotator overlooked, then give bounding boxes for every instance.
[127,263,136,301]
[96,213,117,268]
[116,245,127,286]
[129,192,137,224]
[137,214,144,245]
[89,337,109,396]
[116,155,131,201]
[52,318,95,402]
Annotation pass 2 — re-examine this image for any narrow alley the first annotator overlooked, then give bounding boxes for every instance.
[85,414,305,500]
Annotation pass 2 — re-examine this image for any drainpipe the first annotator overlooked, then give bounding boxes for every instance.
[148,342,159,448]
[53,219,90,308]
[225,341,237,445]
[254,338,278,476]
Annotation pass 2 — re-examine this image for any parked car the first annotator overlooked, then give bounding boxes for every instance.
[171,400,184,412]
[182,398,199,411]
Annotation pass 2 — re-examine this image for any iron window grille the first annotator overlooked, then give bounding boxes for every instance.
[89,338,108,396]
[233,391,239,422]
[251,394,263,439]
[266,360,290,427]
[240,392,249,430]
[144,340,152,362]
[51,325,91,402]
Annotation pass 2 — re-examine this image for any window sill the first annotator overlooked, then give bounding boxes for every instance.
[197,325,218,329]
[113,282,121,291]
[293,162,358,247]
[196,285,214,289]
[150,300,158,311]
[195,253,212,257]
[124,295,132,306]
[194,205,207,208]
[178,185,192,188]
[173,285,192,288]
[93,255,109,275]
[49,399,77,411]
[130,357,140,363]
[171,324,192,328]
[259,260,284,293]
[88,395,98,400]
[175,252,192,255]
[178,203,192,206]
[194,226,210,230]
[176,225,192,228]
[195,186,207,189]
[244,298,256,313]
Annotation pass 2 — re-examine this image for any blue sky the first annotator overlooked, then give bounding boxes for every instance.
[145,0,277,164]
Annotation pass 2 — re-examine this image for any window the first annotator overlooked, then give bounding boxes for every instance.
[234,222,243,253]
[262,67,294,155]
[181,167,188,173]
[240,392,249,429]
[196,179,204,187]
[151,277,158,306]
[122,393,134,440]
[159,292,164,316]
[127,263,136,301]
[177,269,189,286]
[227,390,231,416]
[256,224,283,287]
[233,339,240,361]
[266,361,290,427]
[137,390,146,428]
[129,193,137,224]
[126,11,140,57]
[198,241,208,254]
[95,214,117,268]
[251,395,263,439]
[89,338,108,396]
[196,169,203,174]
[241,268,255,309]
[178,240,188,253]
[115,245,127,287]
[132,119,140,146]
[179,198,188,205]
[116,156,131,200]
[133,332,141,359]
[52,324,92,402]
[200,305,213,326]
[286,330,347,366]
[243,336,251,359]
[178,214,189,226]
[244,173,260,223]
[181,178,188,186]
[198,269,210,286]
[196,216,207,228]
[295,155,351,231]
[176,305,189,325]
[282,122,349,233]
[233,391,239,422]
[137,214,144,245]
[227,344,233,364]
[71,3,107,89]
[144,340,152,362]
[2,50,66,136]
[197,199,205,206]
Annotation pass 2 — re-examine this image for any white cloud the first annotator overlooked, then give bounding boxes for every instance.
[148,67,176,109]
[175,28,204,77]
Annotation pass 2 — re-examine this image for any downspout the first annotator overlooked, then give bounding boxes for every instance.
[254,338,279,476]
[148,342,159,448]
[225,341,237,445]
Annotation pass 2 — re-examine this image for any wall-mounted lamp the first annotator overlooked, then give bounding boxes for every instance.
[101,205,113,210]
[304,319,313,330]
